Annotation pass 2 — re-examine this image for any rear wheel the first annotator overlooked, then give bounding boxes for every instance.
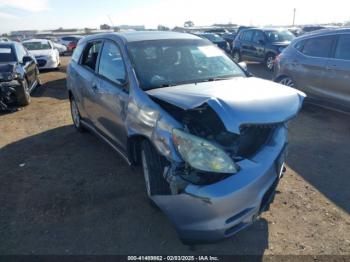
[141,140,170,198]
[16,79,30,106]
[278,76,295,87]
[265,53,276,71]
[70,96,85,132]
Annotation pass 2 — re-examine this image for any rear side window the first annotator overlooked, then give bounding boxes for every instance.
[242,31,254,41]
[301,36,335,58]
[81,42,102,71]
[252,31,265,43]
[334,34,350,61]
[98,41,126,84]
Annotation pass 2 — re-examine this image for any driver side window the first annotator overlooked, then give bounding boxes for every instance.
[98,41,126,85]
[81,42,101,71]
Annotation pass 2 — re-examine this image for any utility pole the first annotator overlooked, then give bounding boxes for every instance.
[293,8,296,26]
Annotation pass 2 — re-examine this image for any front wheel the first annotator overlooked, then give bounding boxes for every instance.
[141,140,170,198]
[16,79,30,106]
[265,54,276,71]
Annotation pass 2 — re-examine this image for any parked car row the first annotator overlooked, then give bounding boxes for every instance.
[232,28,295,70]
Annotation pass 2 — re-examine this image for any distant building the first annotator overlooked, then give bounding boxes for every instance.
[115,25,145,31]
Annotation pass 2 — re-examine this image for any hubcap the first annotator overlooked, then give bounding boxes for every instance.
[279,77,295,87]
[71,100,80,127]
[141,150,151,197]
[267,57,274,69]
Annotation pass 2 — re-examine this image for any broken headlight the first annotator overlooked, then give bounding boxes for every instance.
[172,129,238,174]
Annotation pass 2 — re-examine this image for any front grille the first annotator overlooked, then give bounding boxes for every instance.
[237,124,279,158]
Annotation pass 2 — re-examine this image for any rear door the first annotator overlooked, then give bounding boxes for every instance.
[93,39,129,152]
[75,41,102,124]
[251,30,267,62]
[240,30,254,60]
[324,34,350,108]
[295,35,336,98]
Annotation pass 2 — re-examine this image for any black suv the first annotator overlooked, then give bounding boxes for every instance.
[232,28,295,70]
[0,42,40,109]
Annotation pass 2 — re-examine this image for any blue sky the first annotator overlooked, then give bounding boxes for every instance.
[0,0,349,33]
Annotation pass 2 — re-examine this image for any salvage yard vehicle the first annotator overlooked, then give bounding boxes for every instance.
[0,42,40,108]
[274,28,350,112]
[195,32,230,52]
[232,28,295,70]
[66,31,305,243]
[23,39,60,70]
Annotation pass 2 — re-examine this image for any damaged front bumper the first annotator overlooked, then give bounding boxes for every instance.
[152,126,287,243]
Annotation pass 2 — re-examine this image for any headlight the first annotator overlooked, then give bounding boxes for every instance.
[172,129,238,174]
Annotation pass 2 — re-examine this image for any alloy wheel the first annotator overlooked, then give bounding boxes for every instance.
[266,56,275,70]
[279,77,295,87]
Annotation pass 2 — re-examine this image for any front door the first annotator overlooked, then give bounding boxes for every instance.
[93,40,129,153]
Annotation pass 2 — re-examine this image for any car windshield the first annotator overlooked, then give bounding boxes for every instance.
[265,30,295,42]
[23,41,51,50]
[0,46,16,62]
[202,34,225,42]
[127,39,245,90]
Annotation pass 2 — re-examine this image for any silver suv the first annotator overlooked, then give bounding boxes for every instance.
[66,31,305,243]
[274,28,350,111]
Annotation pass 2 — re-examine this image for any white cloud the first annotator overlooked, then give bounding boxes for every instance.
[0,0,50,12]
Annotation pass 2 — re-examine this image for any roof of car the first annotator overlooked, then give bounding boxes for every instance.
[81,31,202,43]
[22,38,51,43]
[295,27,350,41]
[0,42,16,47]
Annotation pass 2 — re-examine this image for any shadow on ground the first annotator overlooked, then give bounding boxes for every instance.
[32,78,68,100]
[287,104,350,213]
[0,125,269,255]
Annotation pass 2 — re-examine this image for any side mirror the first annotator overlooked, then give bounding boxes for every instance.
[22,56,33,64]
[238,61,248,71]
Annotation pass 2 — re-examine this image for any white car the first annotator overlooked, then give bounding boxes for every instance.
[22,39,60,70]
[0,37,10,42]
[53,42,67,55]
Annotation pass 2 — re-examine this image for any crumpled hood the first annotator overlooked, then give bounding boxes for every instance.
[147,77,306,134]
[28,49,54,57]
[0,62,16,81]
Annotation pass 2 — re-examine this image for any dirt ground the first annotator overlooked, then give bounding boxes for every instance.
[0,57,349,255]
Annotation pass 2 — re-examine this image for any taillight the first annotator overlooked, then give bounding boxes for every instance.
[68,42,76,50]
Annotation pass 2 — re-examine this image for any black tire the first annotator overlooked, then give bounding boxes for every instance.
[232,50,241,63]
[141,140,170,197]
[265,53,276,71]
[16,79,30,106]
[70,96,85,132]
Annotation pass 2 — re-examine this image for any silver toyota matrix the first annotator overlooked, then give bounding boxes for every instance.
[66,31,305,243]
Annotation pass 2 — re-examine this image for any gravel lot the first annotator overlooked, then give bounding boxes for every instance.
[0,57,349,255]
